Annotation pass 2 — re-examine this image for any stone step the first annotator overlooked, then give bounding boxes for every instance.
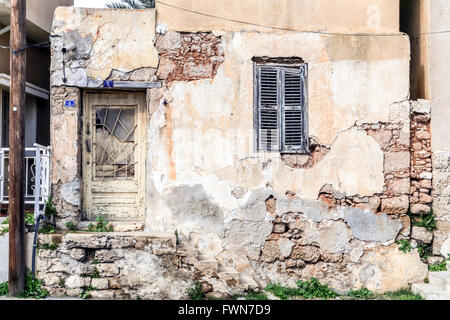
[217,266,239,282]
[194,255,218,273]
[78,220,144,232]
[238,276,259,290]
[429,271,450,292]
[412,283,450,300]
[176,244,199,257]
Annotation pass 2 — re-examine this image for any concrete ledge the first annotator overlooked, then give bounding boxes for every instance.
[60,232,176,253]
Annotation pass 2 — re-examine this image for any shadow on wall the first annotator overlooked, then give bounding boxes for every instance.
[164,184,225,233]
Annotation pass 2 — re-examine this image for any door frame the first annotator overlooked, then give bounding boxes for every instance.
[81,91,147,222]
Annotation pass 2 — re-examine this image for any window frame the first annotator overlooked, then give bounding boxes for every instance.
[253,61,309,154]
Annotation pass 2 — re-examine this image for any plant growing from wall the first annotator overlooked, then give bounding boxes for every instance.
[3,269,50,299]
[79,284,98,299]
[175,230,180,245]
[244,292,269,300]
[265,278,338,300]
[90,267,101,279]
[411,210,437,231]
[18,270,49,299]
[39,198,57,234]
[397,239,413,253]
[296,278,338,299]
[65,221,77,231]
[39,224,55,234]
[382,288,423,300]
[88,215,114,232]
[429,261,447,272]
[264,283,299,300]
[417,243,432,260]
[186,282,206,300]
[39,243,59,251]
[348,288,374,300]
[44,198,57,219]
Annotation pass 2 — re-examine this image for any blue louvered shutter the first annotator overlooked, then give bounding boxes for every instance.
[257,66,280,151]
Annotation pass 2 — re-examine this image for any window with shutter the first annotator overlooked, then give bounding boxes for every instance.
[258,66,280,151]
[255,62,308,153]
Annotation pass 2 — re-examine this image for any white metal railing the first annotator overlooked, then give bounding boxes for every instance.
[0,144,51,217]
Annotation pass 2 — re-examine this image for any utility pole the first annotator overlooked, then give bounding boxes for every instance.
[9,0,26,296]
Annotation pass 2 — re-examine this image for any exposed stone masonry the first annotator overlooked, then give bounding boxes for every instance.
[38,233,194,299]
[410,100,433,215]
[316,118,412,238]
[254,203,427,293]
[155,31,225,82]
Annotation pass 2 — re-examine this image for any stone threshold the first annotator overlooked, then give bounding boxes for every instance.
[78,220,144,232]
[39,231,176,248]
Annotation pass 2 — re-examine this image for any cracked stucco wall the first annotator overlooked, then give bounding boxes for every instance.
[48,7,429,293]
[51,7,158,86]
[146,31,427,291]
[430,0,450,259]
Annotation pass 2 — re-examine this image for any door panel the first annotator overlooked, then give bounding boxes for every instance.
[82,93,146,221]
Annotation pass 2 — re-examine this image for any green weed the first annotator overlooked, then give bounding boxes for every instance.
[186,282,205,300]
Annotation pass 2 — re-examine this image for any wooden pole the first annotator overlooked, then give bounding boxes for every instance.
[8,0,26,296]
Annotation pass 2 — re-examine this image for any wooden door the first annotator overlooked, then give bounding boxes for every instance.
[82,92,146,221]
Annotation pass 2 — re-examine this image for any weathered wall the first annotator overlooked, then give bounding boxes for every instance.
[149,26,431,291]
[51,7,158,86]
[48,7,432,295]
[156,0,399,34]
[50,86,81,230]
[430,0,450,258]
[148,30,425,292]
[37,232,195,299]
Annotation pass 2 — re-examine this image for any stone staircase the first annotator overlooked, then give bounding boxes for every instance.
[177,243,259,291]
[412,260,450,300]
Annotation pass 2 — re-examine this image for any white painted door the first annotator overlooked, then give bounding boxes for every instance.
[82,92,146,221]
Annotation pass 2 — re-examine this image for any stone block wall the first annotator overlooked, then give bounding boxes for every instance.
[432,151,450,257]
[410,100,433,215]
[253,210,427,293]
[37,233,194,299]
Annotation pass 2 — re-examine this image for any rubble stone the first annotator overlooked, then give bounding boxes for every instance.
[411,226,433,244]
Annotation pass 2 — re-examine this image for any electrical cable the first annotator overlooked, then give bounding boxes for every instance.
[0,41,50,53]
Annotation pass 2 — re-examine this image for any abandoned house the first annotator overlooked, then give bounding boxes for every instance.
[1,0,450,300]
